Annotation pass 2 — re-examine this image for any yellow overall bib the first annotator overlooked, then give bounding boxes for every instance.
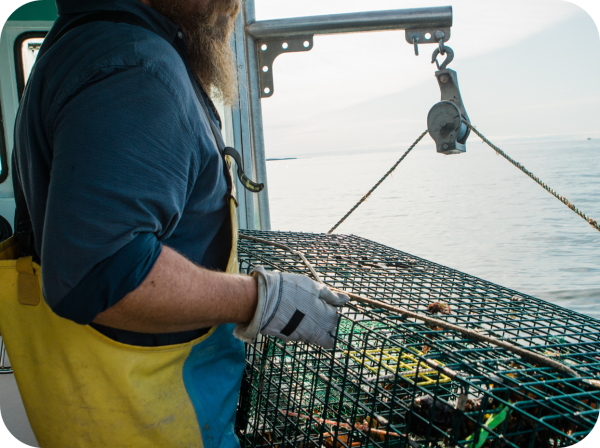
[0,192,244,448]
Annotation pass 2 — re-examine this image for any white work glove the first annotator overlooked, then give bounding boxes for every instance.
[234,266,349,349]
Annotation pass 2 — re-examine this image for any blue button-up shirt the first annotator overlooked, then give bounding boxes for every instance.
[14,0,232,345]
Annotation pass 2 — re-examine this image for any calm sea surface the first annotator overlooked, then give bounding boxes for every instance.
[266,139,600,320]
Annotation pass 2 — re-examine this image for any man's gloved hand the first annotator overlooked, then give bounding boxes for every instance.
[234,266,349,349]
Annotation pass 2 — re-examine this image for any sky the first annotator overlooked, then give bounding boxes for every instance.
[252,0,600,158]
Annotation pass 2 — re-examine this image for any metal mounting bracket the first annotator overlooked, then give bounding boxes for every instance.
[405,28,451,56]
[257,35,314,98]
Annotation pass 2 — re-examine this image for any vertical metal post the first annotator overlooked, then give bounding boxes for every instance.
[243,0,272,231]
[232,13,256,230]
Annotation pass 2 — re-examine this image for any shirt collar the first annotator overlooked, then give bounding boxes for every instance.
[56,0,180,44]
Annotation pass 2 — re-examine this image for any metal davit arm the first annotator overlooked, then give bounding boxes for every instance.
[240,1,453,231]
[246,5,453,99]
[246,7,453,39]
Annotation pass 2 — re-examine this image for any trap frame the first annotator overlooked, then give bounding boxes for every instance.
[236,230,600,448]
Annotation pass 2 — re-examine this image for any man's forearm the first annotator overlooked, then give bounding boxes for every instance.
[93,246,258,333]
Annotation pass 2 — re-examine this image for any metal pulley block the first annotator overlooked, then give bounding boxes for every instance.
[427,47,471,154]
[427,98,468,154]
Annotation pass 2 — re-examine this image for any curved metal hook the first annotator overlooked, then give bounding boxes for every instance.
[431,46,454,70]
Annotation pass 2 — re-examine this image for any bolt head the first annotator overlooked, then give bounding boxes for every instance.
[435,31,445,39]
[443,144,449,150]
[440,74,450,83]
[441,121,446,127]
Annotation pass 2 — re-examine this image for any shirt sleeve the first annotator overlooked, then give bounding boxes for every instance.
[43,65,201,324]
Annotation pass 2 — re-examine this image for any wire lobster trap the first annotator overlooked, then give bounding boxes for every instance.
[236,230,600,448]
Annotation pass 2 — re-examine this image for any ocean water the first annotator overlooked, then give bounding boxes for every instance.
[266,138,600,320]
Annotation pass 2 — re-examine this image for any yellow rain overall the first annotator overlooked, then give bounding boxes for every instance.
[0,10,259,448]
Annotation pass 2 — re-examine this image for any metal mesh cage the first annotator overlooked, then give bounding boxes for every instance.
[236,230,600,448]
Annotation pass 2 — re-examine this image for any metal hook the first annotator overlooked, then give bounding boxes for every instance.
[431,46,454,70]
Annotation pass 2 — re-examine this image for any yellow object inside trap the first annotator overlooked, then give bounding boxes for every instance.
[345,348,452,386]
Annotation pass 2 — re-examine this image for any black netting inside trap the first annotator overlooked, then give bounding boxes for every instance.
[236,230,600,448]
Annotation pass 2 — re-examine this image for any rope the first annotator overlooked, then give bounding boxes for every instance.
[328,123,599,234]
[238,233,600,389]
[327,130,429,234]
[465,121,600,233]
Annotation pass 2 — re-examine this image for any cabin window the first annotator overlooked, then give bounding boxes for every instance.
[2,33,47,183]
[15,33,47,100]
[21,38,44,83]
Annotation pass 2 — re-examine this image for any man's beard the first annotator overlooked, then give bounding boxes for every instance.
[149,0,241,106]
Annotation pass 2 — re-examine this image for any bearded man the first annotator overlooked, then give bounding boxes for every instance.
[11,0,348,446]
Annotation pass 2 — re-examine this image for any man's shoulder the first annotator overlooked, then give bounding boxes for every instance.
[38,21,190,108]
